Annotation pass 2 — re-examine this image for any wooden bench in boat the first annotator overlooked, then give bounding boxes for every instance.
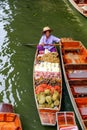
[69,80,87,97]
[65,64,87,79]
[62,48,81,53]
[65,63,87,70]
[69,79,87,85]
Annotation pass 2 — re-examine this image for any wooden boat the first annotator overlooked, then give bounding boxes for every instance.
[56,112,78,130]
[0,103,22,130]
[33,48,62,126]
[60,38,87,129]
[69,0,87,17]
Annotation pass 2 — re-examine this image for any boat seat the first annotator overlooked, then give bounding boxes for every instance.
[62,48,81,53]
[67,70,87,79]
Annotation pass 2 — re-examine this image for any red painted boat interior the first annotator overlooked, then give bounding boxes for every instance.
[61,40,87,129]
[56,112,78,130]
[74,0,87,4]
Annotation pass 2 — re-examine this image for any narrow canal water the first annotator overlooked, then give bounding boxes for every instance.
[0,0,87,129]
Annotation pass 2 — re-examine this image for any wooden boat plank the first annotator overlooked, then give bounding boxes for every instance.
[65,63,87,70]
[69,80,87,97]
[70,85,87,97]
[69,79,87,85]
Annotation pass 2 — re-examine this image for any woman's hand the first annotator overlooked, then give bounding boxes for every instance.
[40,43,44,46]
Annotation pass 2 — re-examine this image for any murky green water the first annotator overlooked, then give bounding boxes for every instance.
[0,0,87,129]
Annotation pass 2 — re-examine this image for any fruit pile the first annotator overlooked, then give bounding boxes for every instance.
[35,77,61,87]
[35,84,61,108]
[34,51,61,109]
[35,62,60,73]
[37,52,59,63]
[34,71,61,79]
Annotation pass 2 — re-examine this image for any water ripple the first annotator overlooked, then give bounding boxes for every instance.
[0,0,21,106]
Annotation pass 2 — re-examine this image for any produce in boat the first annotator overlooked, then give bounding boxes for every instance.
[33,49,62,126]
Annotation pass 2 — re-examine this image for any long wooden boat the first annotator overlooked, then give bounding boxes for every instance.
[56,112,78,130]
[60,38,87,130]
[33,48,62,126]
[0,103,22,130]
[69,0,87,17]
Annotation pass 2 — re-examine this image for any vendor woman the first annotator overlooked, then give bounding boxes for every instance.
[37,26,61,52]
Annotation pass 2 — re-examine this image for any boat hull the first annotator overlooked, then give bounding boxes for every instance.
[60,39,87,130]
[33,49,62,126]
[0,103,22,130]
[69,0,87,17]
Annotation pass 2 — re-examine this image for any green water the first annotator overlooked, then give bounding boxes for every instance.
[0,0,87,129]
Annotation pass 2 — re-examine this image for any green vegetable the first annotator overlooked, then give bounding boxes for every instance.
[52,90,59,101]
[46,96,52,104]
[44,89,50,95]
[39,104,45,108]
[38,95,45,104]
[45,104,51,108]
[54,100,60,106]
[36,94,40,102]
[50,103,54,108]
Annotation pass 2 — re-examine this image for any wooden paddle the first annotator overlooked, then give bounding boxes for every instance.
[23,43,61,47]
[23,38,73,47]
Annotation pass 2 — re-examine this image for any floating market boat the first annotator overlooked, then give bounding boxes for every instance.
[69,0,87,17]
[60,38,87,130]
[33,48,62,126]
[0,103,22,130]
[56,112,78,130]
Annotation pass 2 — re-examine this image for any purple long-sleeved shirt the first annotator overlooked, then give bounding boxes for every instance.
[39,35,60,50]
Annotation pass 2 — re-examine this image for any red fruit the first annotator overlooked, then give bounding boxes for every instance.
[54,86,61,93]
[50,87,54,94]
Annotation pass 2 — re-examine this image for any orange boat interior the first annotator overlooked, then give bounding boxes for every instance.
[39,109,58,125]
[0,113,22,130]
[56,112,78,130]
[61,40,87,129]
[75,97,87,127]
[62,41,87,80]
[62,41,87,64]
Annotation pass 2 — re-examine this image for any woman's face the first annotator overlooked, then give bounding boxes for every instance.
[45,30,51,38]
